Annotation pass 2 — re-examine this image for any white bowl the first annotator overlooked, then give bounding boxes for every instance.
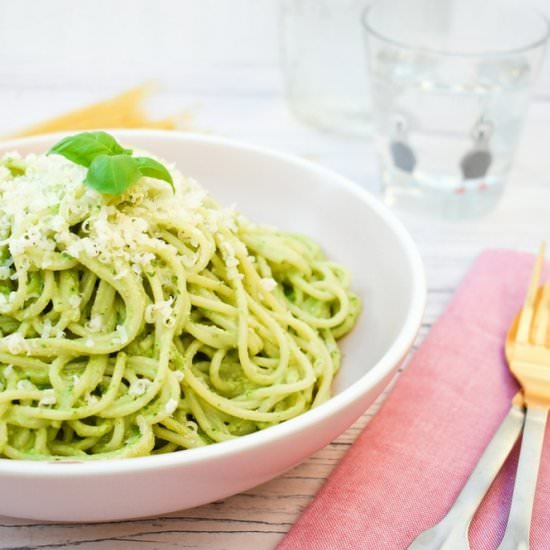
[0,130,425,521]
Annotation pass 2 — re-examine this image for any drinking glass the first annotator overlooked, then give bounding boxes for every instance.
[281,0,372,136]
[362,0,549,218]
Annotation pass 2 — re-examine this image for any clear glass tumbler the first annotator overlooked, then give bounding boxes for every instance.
[362,0,549,218]
[281,0,372,136]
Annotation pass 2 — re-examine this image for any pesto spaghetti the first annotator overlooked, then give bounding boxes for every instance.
[0,145,360,460]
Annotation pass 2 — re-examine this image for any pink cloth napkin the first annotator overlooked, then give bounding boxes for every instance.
[279,250,550,550]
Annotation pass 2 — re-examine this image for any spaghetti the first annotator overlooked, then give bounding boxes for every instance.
[0,150,360,460]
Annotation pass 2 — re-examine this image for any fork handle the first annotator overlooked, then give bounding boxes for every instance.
[497,406,547,550]
[407,404,525,550]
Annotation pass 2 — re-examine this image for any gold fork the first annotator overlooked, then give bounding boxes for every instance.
[408,247,548,550]
[498,245,550,550]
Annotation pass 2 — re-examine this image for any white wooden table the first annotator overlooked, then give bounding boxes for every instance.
[0,66,549,550]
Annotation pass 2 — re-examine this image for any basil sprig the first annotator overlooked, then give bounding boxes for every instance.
[48,131,174,194]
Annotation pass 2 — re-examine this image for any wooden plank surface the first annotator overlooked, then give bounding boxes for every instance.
[0,67,549,550]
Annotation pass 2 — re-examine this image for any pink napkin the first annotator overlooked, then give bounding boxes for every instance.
[279,250,550,550]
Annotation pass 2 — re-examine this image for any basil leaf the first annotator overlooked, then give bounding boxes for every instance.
[47,131,174,195]
[134,157,174,191]
[84,154,141,195]
[48,132,132,167]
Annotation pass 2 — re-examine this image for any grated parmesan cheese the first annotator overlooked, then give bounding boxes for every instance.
[145,297,175,325]
[87,394,99,405]
[113,324,128,345]
[39,389,57,406]
[164,398,178,415]
[5,333,28,355]
[129,379,151,397]
[260,277,277,292]
[68,295,81,308]
[16,379,33,390]
[85,315,103,333]
[0,151,224,283]
[41,319,53,338]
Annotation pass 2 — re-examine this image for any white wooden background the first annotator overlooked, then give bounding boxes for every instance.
[0,1,549,548]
